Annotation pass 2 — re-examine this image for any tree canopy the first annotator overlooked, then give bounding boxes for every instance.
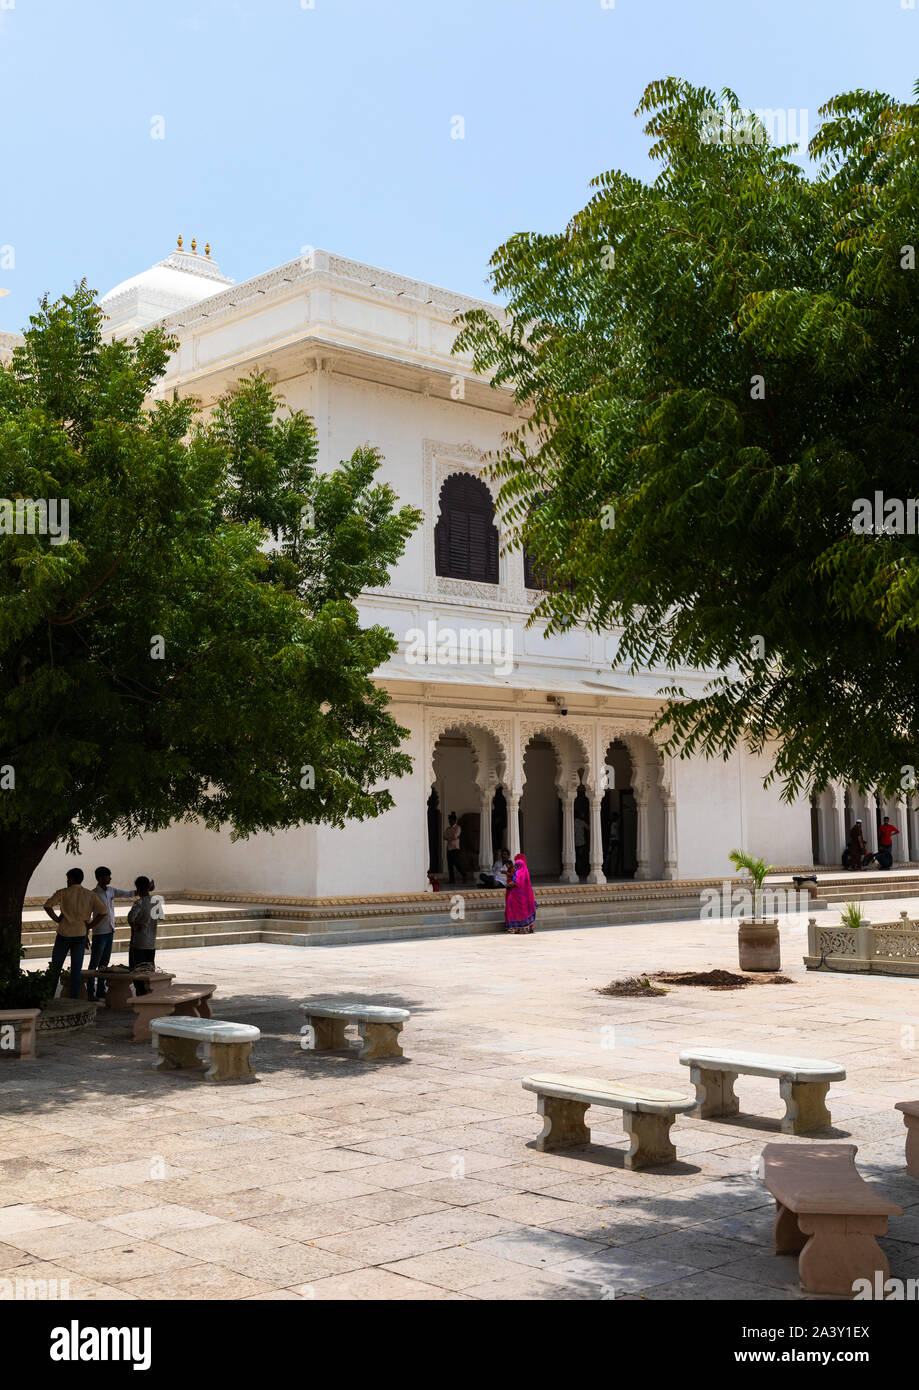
[455,77,919,802]
[0,284,420,970]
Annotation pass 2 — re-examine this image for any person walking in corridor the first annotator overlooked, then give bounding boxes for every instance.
[444,812,462,885]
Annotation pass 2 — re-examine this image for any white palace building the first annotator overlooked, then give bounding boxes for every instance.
[6,242,916,905]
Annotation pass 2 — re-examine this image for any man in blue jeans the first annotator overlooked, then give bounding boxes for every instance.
[86,866,134,1001]
[43,868,108,999]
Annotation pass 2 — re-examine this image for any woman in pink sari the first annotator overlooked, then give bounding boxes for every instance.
[505,853,537,934]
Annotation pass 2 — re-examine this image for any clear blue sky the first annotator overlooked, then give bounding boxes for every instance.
[0,0,915,330]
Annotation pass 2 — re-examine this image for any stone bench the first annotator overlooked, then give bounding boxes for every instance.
[299,1000,409,1061]
[680,1047,846,1134]
[82,968,175,1010]
[151,1016,259,1083]
[895,1101,919,1177]
[761,1142,901,1295]
[522,1074,696,1169]
[0,1008,40,1060]
[129,984,216,1043]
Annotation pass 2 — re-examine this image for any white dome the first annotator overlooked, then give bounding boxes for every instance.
[100,241,233,333]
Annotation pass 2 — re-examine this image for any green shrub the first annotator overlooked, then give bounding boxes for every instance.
[0,951,55,1009]
[840,902,867,929]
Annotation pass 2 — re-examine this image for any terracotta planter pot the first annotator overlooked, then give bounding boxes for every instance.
[738,918,781,972]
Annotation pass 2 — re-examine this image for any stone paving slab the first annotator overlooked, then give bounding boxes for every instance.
[2,909,918,1300]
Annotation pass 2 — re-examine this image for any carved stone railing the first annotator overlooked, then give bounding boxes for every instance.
[805,912,919,975]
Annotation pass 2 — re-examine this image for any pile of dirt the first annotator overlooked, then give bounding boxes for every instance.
[653,969,794,990]
[597,976,669,998]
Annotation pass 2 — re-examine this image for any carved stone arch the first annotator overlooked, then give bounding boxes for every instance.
[557,720,594,793]
[599,722,664,801]
[599,721,670,881]
[519,723,564,791]
[428,713,511,791]
[520,720,593,794]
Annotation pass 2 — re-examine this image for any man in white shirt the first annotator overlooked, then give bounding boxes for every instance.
[86,866,134,1001]
[479,852,509,889]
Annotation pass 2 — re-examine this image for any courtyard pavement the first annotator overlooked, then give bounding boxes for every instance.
[2,908,918,1301]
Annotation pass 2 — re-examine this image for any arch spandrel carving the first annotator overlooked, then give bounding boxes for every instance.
[428,714,512,788]
[598,722,669,803]
[519,719,593,790]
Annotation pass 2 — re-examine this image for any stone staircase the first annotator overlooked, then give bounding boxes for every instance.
[807,867,919,906]
[21,907,264,960]
[21,868,919,958]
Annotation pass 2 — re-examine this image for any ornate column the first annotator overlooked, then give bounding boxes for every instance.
[906,796,919,863]
[662,795,677,879]
[506,791,521,859]
[478,786,493,871]
[828,782,845,868]
[588,794,605,884]
[560,792,577,884]
[890,794,908,863]
[634,779,652,881]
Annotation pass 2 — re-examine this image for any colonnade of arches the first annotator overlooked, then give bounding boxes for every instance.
[810,785,918,867]
[427,721,674,884]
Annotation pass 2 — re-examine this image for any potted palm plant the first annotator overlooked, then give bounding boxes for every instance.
[729,849,781,971]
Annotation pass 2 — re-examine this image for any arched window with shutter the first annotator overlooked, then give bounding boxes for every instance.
[434,472,499,584]
[523,547,550,592]
[524,502,571,592]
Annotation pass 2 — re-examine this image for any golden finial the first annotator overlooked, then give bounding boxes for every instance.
[205,242,211,258]
[190,237,197,254]
[177,234,184,250]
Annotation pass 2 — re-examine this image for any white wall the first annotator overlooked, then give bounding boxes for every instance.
[313,700,426,897]
[672,745,811,880]
[742,747,812,868]
[672,750,744,880]
[27,823,193,900]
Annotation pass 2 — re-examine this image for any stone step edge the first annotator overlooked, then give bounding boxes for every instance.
[21,906,707,956]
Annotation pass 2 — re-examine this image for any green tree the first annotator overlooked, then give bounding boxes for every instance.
[455,77,919,802]
[0,285,420,974]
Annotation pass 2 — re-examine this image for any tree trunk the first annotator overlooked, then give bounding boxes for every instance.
[0,830,60,979]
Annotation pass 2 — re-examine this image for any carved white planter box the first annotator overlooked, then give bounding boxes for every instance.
[805,913,919,975]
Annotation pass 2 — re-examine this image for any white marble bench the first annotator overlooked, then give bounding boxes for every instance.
[680,1047,846,1134]
[762,1142,901,1295]
[299,1000,410,1062]
[522,1074,696,1169]
[151,1016,260,1083]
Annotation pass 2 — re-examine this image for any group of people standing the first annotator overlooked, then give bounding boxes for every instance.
[845,817,900,871]
[43,867,164,1000]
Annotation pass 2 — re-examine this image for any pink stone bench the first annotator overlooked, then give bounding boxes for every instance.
[129,984,215,1043]
[0,1008,40,1060]
[895,1101,919,1177]
[762,1142,901,1296]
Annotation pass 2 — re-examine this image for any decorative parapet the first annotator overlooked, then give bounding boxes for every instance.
[805,912,919,974]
